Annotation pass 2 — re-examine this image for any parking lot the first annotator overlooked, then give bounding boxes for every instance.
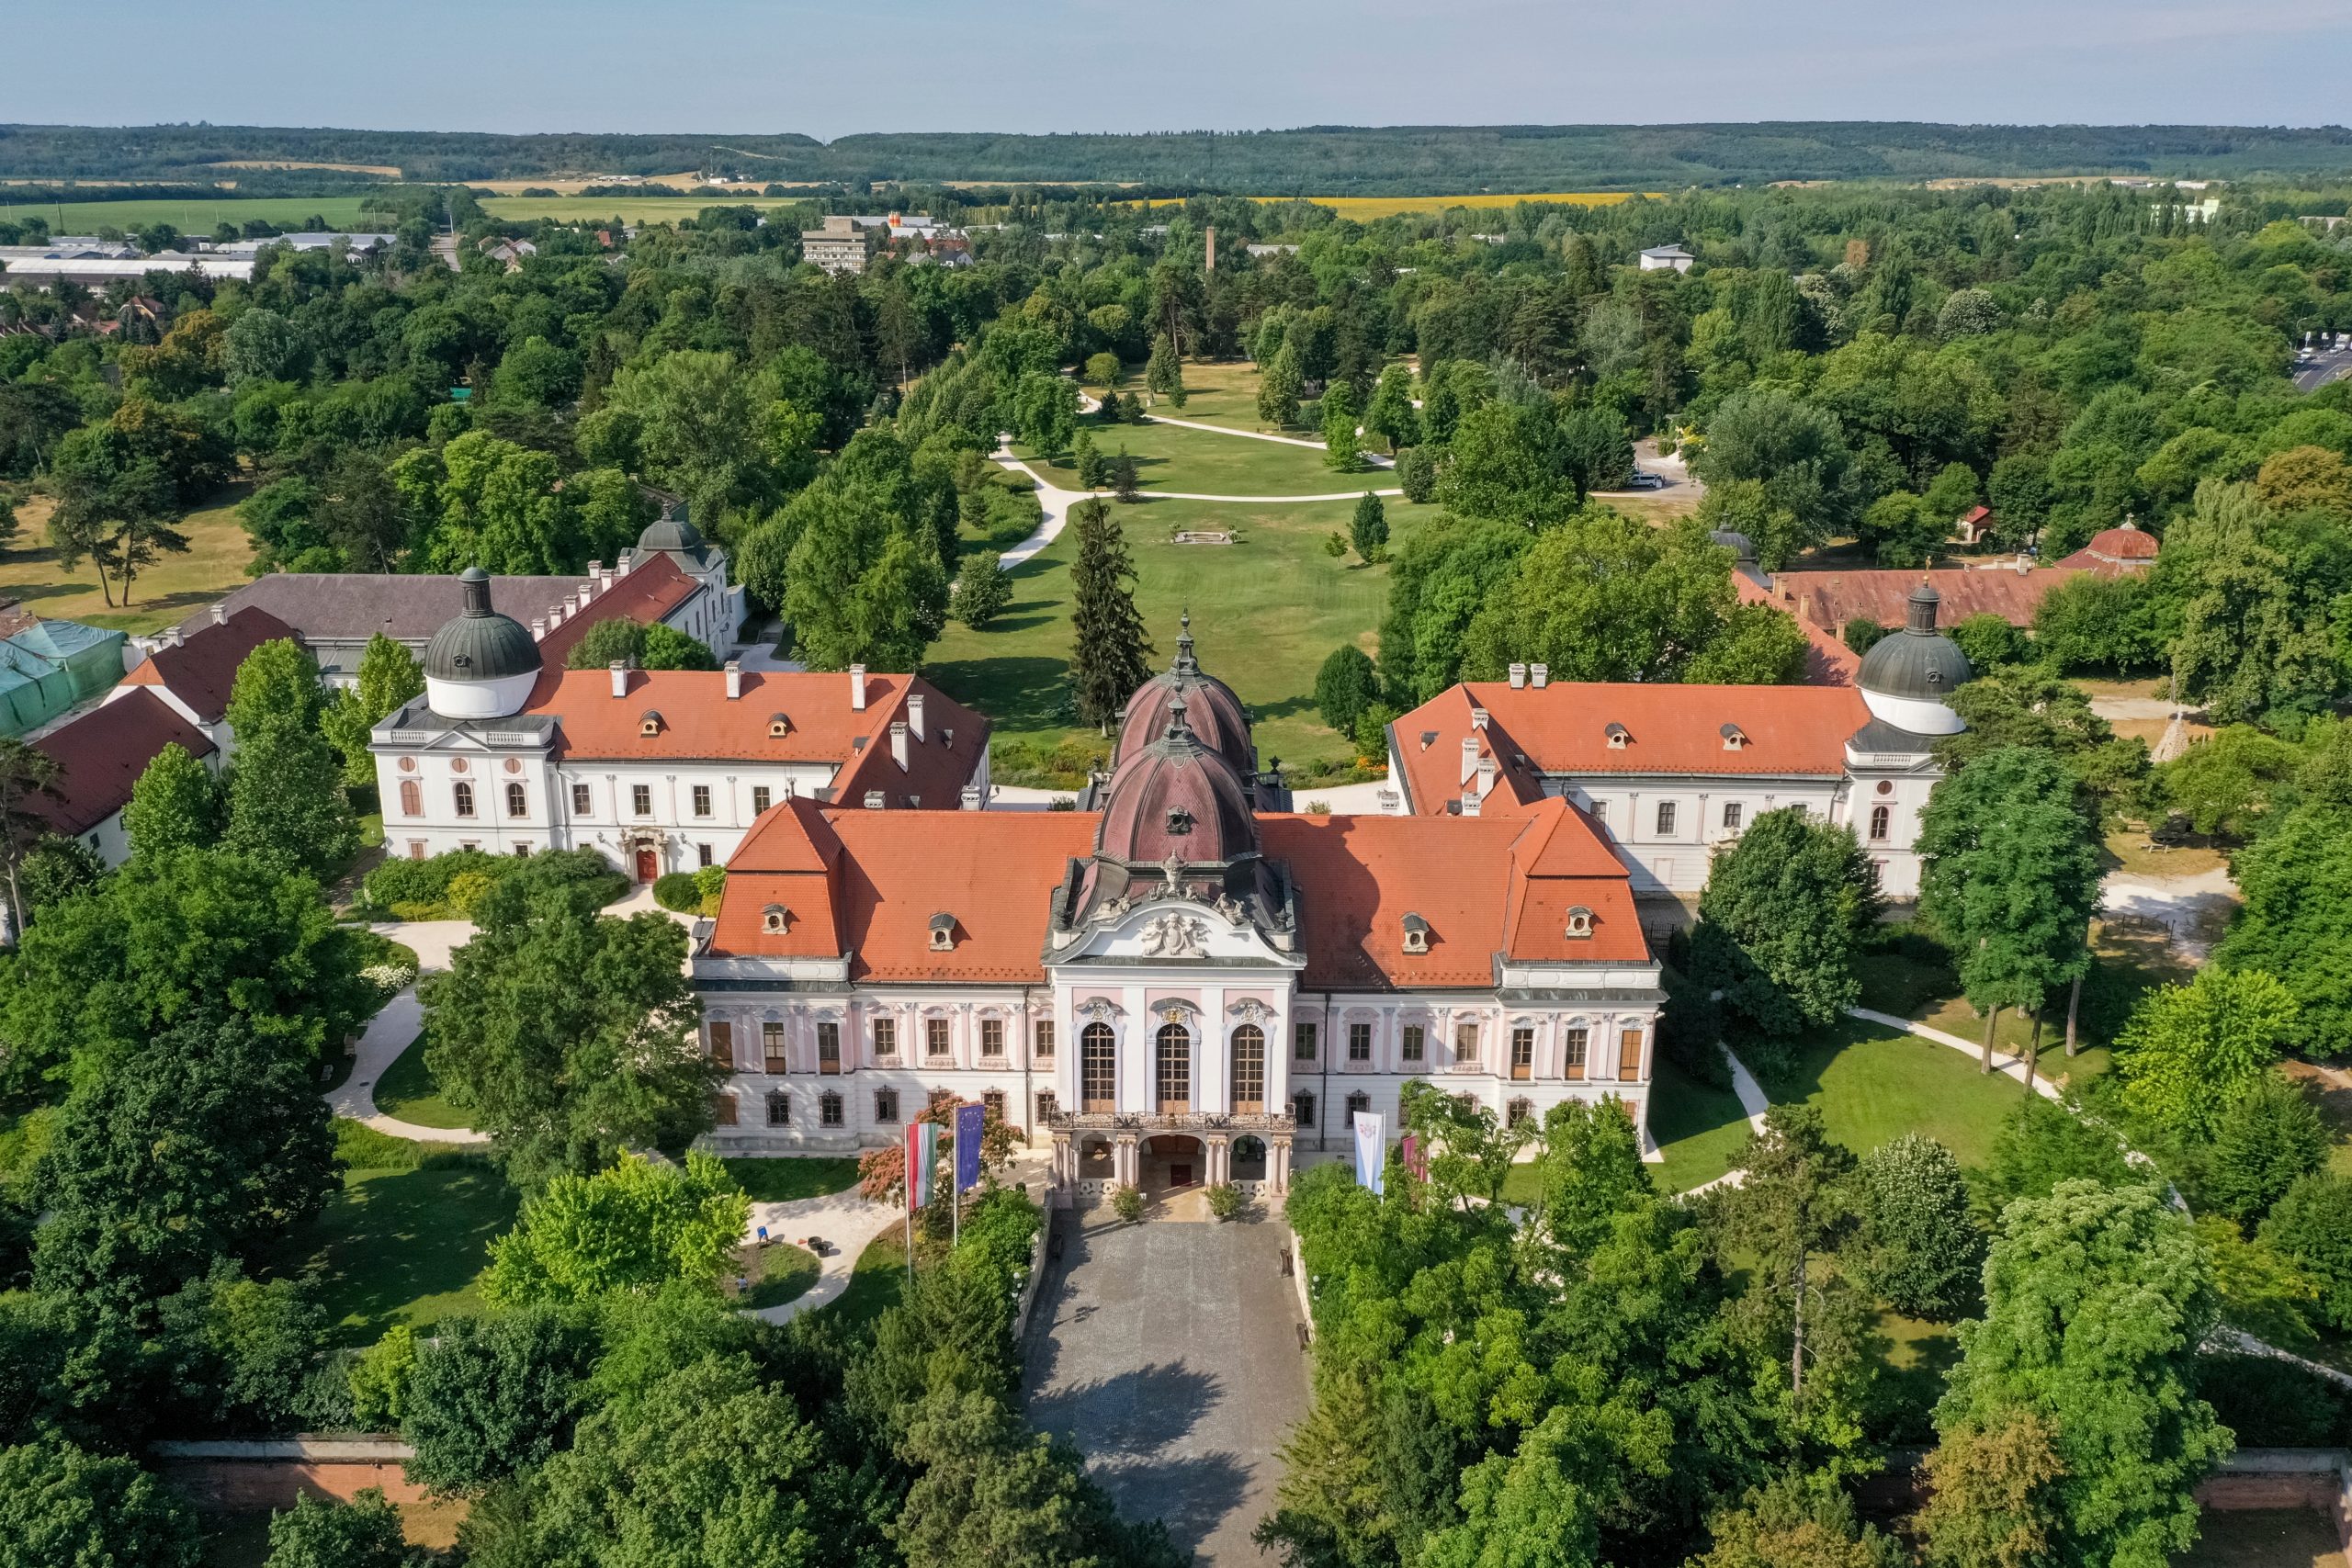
[1022,1214,1312,1565]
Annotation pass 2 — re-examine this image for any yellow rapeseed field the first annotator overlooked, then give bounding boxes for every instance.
[1271,192,1649,218]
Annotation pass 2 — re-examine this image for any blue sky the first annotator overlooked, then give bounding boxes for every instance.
[10,0,2352,135]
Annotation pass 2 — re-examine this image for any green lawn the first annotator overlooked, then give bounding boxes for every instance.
[722,1156,862,1203]
[307,1122,517,1345]
[1021,415,1375,498]
[737,1242,821,1310]
[925,493,1416,773]
[1104,360,1297,434]
[371,1031,474,1131]
[1772,1020,2033,1174]
[2,488,259,635]
[1648,1053,1758,1193]
[819,1229,914,1335]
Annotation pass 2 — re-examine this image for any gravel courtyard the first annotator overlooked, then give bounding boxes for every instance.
[1022,1214,1312,1565]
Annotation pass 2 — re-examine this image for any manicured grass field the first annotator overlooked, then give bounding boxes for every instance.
[1774,1020,2031,1174]
[721,1156,863,1204]
[1020,415,1377,498]
[821,1229,912,1334]
[307,1123,518,1346]
[925,492,1413,771]
[1102,361,1293,434]
[371,1031,474,1131]
[2,488,257,635]
[737,1242,821,1310]
[1646,1053,1758,1193]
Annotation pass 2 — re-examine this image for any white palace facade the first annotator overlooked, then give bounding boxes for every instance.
[694,629,1665,1201]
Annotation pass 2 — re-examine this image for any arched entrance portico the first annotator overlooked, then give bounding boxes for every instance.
[1141,1133,1203,1194]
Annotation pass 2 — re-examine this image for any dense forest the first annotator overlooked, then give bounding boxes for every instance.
[11,119,2352,190]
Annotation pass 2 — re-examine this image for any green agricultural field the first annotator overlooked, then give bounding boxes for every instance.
[481,196,808,223]
[1022,415,1384,498]
[2,489,257,635]
[5,195,378,232]
[926,492,1416,773]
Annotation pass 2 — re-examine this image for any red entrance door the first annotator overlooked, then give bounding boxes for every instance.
[635,847,659,882]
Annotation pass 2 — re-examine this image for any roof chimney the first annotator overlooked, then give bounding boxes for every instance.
[164,626,183,649]
[890,720,910,772]
[864,790,886,809]
[209,604,227,626]
[849,664,867,711]
[609,661,628,699]
[1531,663,1548,689]
[907,692,925,741]
[1477,756,1497,795]
[1469,705,1488,729]
[530,617,547,642]
[1461,736,1480,785]
[960,784,983,811]
[1509,662,1527,689]
[577,581,593,611]
[724,660,741,700]
[1461,788,1483,818]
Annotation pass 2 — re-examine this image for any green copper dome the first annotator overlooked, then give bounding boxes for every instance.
[636,505,711,566]
[1857,581,1973,703]
[424,568,543,683]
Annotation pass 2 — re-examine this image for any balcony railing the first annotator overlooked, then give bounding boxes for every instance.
[1045,1109,1297,1134]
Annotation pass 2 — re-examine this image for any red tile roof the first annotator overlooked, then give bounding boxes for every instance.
[522,556,702,705]
[1390,681,1868,815]
[32,688,216,835]
[712,797,1647,987]
[2054,525,2160,576]
[528,668,986,807]
[1770,566,2071,631]
[119,606,298,722]
[1736,572,1858,686]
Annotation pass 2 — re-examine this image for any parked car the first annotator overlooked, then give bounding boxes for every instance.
[1625,470,1667,490]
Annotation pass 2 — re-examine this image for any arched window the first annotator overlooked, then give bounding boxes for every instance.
[506,782,527,818]
[452,781,475,818]
[1344,1090,1371,1123]
[398,779,422,817]
[819,1091,843,1127]
[1231,1135,1267,1180]
[1230,1024,1265,1114]
[1080,1022,1116,1112]
[764,1089,790,1126]
[1155,1022,1191,1113]
[1869,804,1891,841]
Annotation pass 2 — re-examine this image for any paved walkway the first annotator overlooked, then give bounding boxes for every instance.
[1847,1007,2066,1101]
[741,1188,905,1324]
[1023,1215,1309,1564]
[1138,411,1396,468]
[331,919,489,1143]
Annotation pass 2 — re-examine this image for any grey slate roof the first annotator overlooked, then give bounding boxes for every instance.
[183,573,600,646]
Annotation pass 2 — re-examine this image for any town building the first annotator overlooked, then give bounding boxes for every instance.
[31,689,218,866]
[368,570,989,877]
[1384,581,1974,901]
[797,213,966,276]
[111,603,299,756]
[1638,244,1696,273]
[175,511,743,685]
[1764,525,2161,637]
[694,629,1664,1203]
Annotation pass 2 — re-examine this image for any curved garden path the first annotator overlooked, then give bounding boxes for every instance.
[988,447,1400,569]
[329,919,490,1144]
[740,1189,905,1325]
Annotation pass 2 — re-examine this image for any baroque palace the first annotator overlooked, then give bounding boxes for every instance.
[695,626,1668,1201]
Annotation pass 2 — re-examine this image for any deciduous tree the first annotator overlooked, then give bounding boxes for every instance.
[263,1488,416,1568]
[402,1306,596,1495]
[483,1152,750,1309]
[1690,806,1879,1049]
[0,1437,200,1568]
[2117,967,2296,1139]
[320,635,424,787]
[1852,1133,1984,1320]
[1349,491,1388,562]
[2204,1074,2328,1224]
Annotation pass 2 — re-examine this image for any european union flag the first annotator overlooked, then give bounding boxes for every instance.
[955,1101,985,1193]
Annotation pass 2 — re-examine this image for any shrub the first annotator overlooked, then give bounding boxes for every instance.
[445,869,495,919]
[1853,1134,1984,1320]
[691,864,726,910]
[651,872,704,913]
[950,552,1012,629]
[2202,1074,2327,1223]
[1110,1184,1144,1223]
[1843,616,1889,656]
[1978,1098,2137,1215]
[1313,645,1379,739]
[2258,1171,2352,1331]
[1206,1181,1242,1221]
[1396,445,1438,503]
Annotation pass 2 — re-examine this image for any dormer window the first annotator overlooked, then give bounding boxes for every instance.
[1165,807,1194,837]
[762,905,790,935]
[1400,912,1430,954]
[928,912,956,951]
[1565,905,1594,939]
[1605,723,1631,750]
[639,709,664,737]
[1720,723,1747,750]
[767,713,791,738]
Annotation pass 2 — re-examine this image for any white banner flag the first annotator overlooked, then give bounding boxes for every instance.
[1352,1109,1385,1197]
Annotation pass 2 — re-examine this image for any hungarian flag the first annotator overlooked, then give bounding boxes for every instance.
[907,1121,941,1212]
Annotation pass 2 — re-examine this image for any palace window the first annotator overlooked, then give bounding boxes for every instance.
[408,840,427,861]
[1508,1098,1534,1128]
[506,782,527,818]
[752,785,772,814]
[874,1088,899,1123]
[763,1021,786,1074]
[692,784,712,818]
[1155,1023,1191,1113]
[572,782,592,814]
[1036,1090,1058,1123]
[1619,1028,1645,1082]
[926,1018,951,1059]
[1292,1090,1317,1129]
[1344,1090,1371,1123]
[697,842,713,867]
[982,1089,1006,1121]
[1230,1025,1265,1114]
[1453,1021,1479,1061]
[398,780,422,817]
[1655,801,1678,835]
[1563,1027,1589,1080]
[452,781,475,818]
[1401,1024,1424,1063]
[712,1091,738,1126]
[1510,1027,1533,1081]
[980,1019,1005,1060]
[1722,802,1743,830]
[1033,1021,1055,1061]
[820,1091,843,1128]
[1870,805,1891,841]
[1293,1021,1318,1063]
[707,1021,734,1070]
[872,1018,897,1060]
[1080,1022,1116,1112]
[764,1090,789,1126]
[632,784,652,816]
[817,1021,841,1075]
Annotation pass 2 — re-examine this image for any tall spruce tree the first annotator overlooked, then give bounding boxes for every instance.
[1066,500,1152,734]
